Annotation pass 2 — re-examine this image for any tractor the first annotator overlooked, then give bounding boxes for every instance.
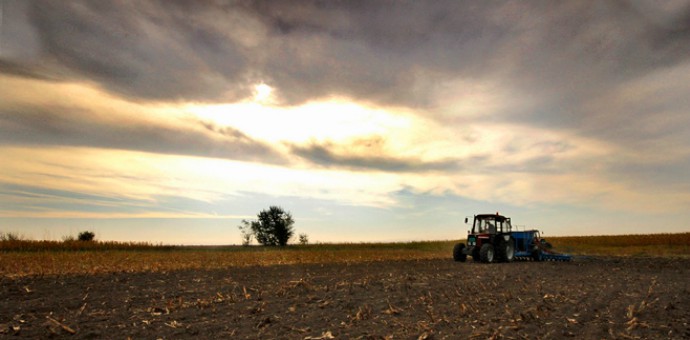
[453,213,571,263]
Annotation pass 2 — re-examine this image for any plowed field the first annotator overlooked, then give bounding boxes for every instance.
[1,256,688,339]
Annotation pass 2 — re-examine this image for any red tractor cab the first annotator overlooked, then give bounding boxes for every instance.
[453,213,515,263]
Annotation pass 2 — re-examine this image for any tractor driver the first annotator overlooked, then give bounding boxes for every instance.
[479,220,495,233]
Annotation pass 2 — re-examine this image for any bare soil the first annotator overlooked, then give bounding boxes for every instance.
[1,256,688,339]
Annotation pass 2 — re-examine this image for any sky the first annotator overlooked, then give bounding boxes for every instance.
[1,0,689,245]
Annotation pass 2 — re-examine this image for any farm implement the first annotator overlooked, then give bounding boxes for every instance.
[453,213,572,263]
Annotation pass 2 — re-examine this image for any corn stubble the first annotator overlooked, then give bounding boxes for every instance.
[1,254,689,338]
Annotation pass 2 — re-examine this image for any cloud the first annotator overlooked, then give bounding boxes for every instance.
[0,107,283,163]
[3,1,686,157]
[12,0,261,102]
[0,75,286,164]
[0,146,407,210]
[1,0,689,224]
[290,138,460,172]
[0,182,249,219]
[0,59,60,81]
[1,1,685,107]
[0,179,261,221]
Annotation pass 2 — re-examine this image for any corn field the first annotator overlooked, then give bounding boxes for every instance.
[1,233,688,277]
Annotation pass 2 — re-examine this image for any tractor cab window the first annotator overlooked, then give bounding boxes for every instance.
[476,219,496,233]
[496,220,511,233]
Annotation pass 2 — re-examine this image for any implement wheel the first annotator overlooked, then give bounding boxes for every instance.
[453,243,467,262]
[479,243,495,263]
[532,249,543,262]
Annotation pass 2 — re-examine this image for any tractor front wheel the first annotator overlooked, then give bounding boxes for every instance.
[453,243,467,262]
[472,247,481,262]
[479,243,495,263]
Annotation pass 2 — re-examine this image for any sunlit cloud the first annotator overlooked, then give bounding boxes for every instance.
[185,99,414,145]
[0,146,403,210]
[0,211,250,219]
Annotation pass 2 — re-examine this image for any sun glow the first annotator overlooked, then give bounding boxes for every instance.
[253,83,273,102]
[185,99,414,145]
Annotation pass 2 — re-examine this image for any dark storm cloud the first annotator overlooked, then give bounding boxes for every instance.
[291,141,460,173]
[0,59,60,81]
[2,0,687,107]
[3,0,257,102]
[0,105,286,164]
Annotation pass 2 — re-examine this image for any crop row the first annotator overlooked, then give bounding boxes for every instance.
[0,248,448,278]
[548,233,690,256]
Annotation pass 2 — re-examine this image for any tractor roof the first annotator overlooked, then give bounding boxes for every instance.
[475,214,509,222]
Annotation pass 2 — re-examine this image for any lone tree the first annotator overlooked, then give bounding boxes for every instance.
[78,231,95,242]
[249,206,295,246]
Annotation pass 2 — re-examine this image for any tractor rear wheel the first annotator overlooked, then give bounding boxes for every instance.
[504,237,515,262]
[453,243,467,262]
[479,243,495,263]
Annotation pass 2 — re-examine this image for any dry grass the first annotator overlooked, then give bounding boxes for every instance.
[1,233,688,277]
[547,232,690,257]
[0,247,447,278]
[0,239,174,252]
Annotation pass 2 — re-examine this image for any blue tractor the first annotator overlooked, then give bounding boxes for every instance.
[453,213,571,263]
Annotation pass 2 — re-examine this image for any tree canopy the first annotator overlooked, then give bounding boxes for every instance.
[78,231,96,241]
[248,206,294,246]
